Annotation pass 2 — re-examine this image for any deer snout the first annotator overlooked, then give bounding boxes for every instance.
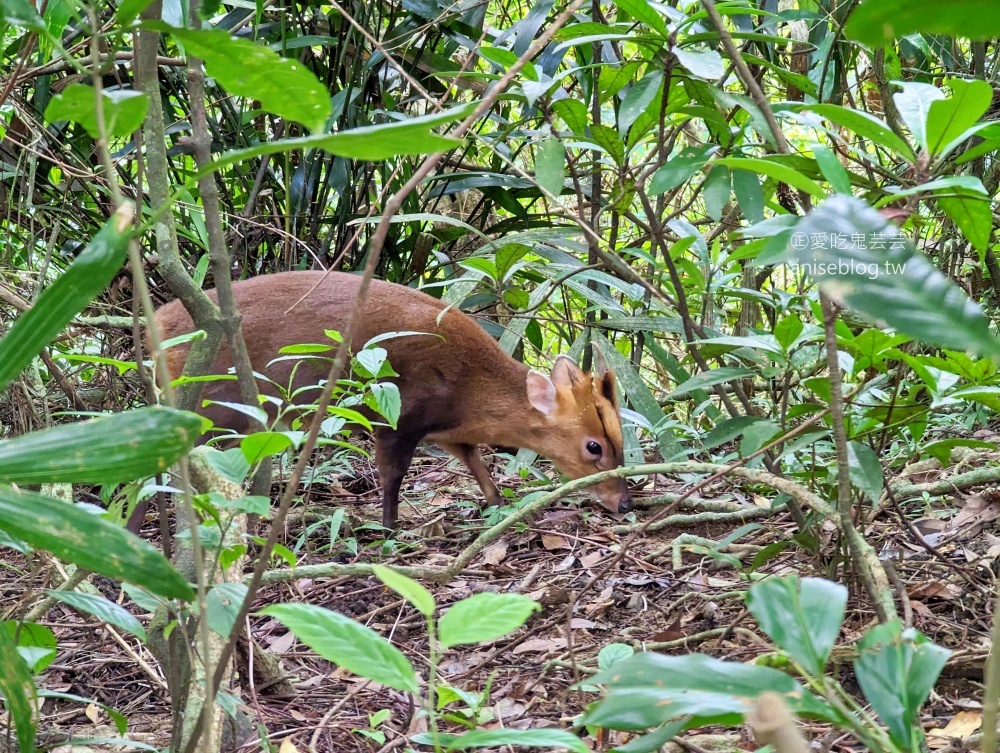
[593,478,632,515]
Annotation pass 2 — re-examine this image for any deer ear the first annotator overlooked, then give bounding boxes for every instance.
[596,368,619,410]
[526,370,557,416]
[594,347,609,376]
[551,355,585,390]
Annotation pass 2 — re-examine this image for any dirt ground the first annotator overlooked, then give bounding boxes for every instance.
[1,445,993,752]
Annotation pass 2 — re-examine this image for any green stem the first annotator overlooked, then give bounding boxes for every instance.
[427,614,443,752]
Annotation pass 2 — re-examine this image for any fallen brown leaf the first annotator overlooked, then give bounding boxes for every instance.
[928,710,982,748]
[542,533,570,550]
[512,637,568,655]
[481,540,508,565]
[908,580,963,600]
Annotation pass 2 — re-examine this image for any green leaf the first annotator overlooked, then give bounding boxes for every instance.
[666,367,755,399]
[552,98,588,137]
[619,70,662,134]
[478,46,538,80]
[701,416,770,450]
[45,84,149,140]
[615,0,668,36]
[611,720,687,752]
[673,48,725,80]
[0,406,202,485]
[854,620,949,748]
[745,575,847,676]
[535,135,565,198]
[948,385,1000,411]
[368,383,401,428]
[204,447,252,484]
[355,347,389,378]
[598,643,635,670]
[5,622,57,673]
[224,495,271,516]
[845,0,1000,46]
[115,0,156,25]
[589,123,625,166]
[0,626,36,752]
[206,582,248,638]
[893,82,942,154]
[438,593,539,649]
[731,169,764,224]
[240,431,294,464]
[585,652,840,729]
[444,728,589,753]
[372,565,435,617]
[791,195,1000,358]
[159,26,331,132]
[0,0,45,30]
[847,441,884,502]
[0,485,194,601]
[0,206,131,393]
[261,603,419,693]
[773,314,805,352]
[714,157,825,199]
[649,145,713,195]
[794,104,914,161]
[926,79,993,156]
[46,590,147,641]
[938,189,992,252]
[702,166,730,222]
[812,144,852,195]
[496,244,531,281]
[922,438,996,466]
[208,102,473,169]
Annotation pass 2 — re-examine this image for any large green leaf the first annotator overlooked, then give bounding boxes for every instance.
[261,603,419,693]
[793,104,914,161]
[535,135,566,198]
[46,591,147,641]
[854,620,949,749]
[0,0,45,30]
[204,103,474,173]
[0,406,202,485]
[745,575,847,677]
[0,206,131,393]
[893,82,941,154]
[373,565,435,617]
[666,367,756,399]
[411,728,589,752]
[926,79,993,156]
[791,195,1000,358]
[158,26,331,133]
[615,0,669,37]
[0,626,35,752]
[438,593,539,649]
[45,83,149,140]
[847,441,884,502]
[845,0,1000,46]
[0,486,194,601]
[713,157,825,198]
[584,652,840,730]
[937,189,992,252]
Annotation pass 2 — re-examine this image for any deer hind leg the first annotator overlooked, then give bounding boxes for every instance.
[375,430,424,530]
[437,442,504,507]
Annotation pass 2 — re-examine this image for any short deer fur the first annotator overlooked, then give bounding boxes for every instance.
[153,271,632,528]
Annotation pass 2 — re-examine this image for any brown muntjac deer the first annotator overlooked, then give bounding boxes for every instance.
[153,270,632,529]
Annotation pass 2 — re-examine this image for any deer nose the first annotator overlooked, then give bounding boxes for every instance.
[618,497,632,513]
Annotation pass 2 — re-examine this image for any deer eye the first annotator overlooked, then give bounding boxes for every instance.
[585,440,602,457]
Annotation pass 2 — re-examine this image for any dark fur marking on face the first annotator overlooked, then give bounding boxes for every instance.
[595,402,623,464]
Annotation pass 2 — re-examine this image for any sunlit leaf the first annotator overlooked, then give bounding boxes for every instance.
[0,486,194,601]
